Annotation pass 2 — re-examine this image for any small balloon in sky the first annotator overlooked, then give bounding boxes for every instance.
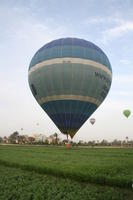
[90,118,96,125]
[123,109,131,118]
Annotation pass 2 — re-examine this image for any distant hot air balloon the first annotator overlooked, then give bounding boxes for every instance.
[123,109,131,118]
[90,118,96,125]
[28,38,112,138]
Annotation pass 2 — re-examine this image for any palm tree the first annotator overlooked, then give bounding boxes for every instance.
[53,133,58,144]
[126,136,129,147]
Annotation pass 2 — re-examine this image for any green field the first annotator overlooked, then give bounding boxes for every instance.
[0,145,133,199]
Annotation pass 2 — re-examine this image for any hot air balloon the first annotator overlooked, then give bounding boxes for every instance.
[28,38,112,139]
[90,118,96,125]
[123,109,131,118]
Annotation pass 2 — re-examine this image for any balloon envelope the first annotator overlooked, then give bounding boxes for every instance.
[90,118,96,125]
[28,38,112,138]
[123,110,131,118]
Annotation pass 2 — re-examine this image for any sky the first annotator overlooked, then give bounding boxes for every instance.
[0,0,133,142]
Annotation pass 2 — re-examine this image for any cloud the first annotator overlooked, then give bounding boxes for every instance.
[82,16,123,25]
[102,21,133,43]
[120,59,132,66]
[113,74,133,84]
[108,74,133,103]
[0,3,68,49]
[110,90,133,98]
[82,15,133,44]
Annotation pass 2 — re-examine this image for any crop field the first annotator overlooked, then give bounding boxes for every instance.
[0,145,133,199]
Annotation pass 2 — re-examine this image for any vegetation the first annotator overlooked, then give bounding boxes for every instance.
[9,131,19,143]
[1,165,133,200]
[1,131,133,147]
[0,145,133,190]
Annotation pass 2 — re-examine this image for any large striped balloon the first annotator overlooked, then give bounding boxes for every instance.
[28,38,112,138]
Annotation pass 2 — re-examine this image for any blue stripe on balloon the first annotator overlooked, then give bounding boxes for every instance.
[37,38,104,54]
[29,38,111,71]
[41,100,97,130]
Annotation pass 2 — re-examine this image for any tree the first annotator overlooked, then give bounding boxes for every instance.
[44,138,49,145]
[78,140,84,145]
[53,133,58,144]
[100,139,108,146]
[0,137,3,143]
[62,139,68,144]
[28,137,35,144]
[9,131,19,143]
[18,135,27,144]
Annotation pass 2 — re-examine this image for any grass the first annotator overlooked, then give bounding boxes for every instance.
[0,164,133,200]
[0,145,133,189]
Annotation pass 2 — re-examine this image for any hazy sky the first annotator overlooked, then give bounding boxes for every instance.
[0,0,133,141]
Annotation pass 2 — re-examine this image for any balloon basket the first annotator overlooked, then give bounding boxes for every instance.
[65,143,71,149]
